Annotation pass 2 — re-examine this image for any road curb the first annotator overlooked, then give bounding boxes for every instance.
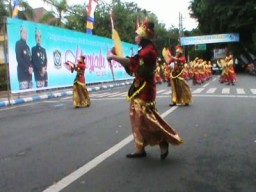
[0,81,132,108]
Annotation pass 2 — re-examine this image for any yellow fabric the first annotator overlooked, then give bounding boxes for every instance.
[86,22,94,29]
[162,48,171,64]
[170,69,192,104]
[12,9,19,17]
[73,82,91,107]
[112,29,123,57]
[171,77,192,104]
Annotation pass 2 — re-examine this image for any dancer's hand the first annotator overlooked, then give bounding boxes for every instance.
[107,55,113,62]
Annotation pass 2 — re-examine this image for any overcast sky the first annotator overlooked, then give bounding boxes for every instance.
[25,0,198,30]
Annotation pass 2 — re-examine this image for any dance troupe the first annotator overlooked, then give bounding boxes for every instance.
[155,50,237,86]
[65,18,236,160]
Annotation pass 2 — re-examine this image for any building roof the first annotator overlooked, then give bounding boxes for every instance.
[33,7,55,24]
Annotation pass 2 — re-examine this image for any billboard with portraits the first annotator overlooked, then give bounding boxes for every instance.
[7,17,136,93]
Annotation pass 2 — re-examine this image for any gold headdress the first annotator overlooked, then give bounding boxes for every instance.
[135,18,154,40]
[175,45,183,54]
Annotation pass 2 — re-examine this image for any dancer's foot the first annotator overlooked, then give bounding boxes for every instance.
[169,103,176,107]
[126,150,147,158]
[160,141,169,160]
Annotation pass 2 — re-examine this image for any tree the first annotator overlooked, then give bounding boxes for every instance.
[1,0,183,59]
[18,1,34,21]
[0,0,34,20]
[0,0,9,26]
[64,3,88,32]
[92,0,177,55]
[189,0,256,57]
[39,0,68,27]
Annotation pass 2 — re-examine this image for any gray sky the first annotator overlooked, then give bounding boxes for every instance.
[26,0,198,30]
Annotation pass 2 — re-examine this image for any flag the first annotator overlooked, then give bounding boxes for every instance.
[108,10,124,81]
[110,11,123,57]
[162,47,172,64]
[86,0,98,34]
[12,0,19,18]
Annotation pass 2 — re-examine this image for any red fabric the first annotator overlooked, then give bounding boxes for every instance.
[73,62,86,84]
[172,55,186,64]
[129,43,158,102]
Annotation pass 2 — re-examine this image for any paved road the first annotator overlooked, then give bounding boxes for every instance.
[0,74,255,192]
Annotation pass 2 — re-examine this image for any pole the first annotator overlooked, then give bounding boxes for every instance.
[3,17,11,106]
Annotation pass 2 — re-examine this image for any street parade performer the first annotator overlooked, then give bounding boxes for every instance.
[65,56,90,108]
[224,53,237,85]
[169,45,192,106]
[107,19,183,160]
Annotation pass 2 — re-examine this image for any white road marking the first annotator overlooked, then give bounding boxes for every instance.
[42,107,178,192]
[192,88,204,93]
[91,92,111,97]
[194,94,251,98]
[206,88,217,94]
[107,91,127,97]
[202,83,209,88]
[162,90,172,95]
[156,89,166,94]
[250,89,256,94]
[236,88,245,94]
[222,88,230,94]
[62,96,72,100]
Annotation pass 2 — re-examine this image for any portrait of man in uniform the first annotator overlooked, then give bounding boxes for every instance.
[15,26,33,90]
[32,29,48,88]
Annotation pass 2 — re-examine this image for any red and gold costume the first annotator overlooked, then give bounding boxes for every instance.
[218,58,228,83]
[169,45,192,106]
[68,56,90,108]
[192,58,201,85]
[154,59,163,84]
[199,61,207,83]
[162,47,172,86]
[206,61,213,79]
[225,54,237,85]
[112,19,183,158]
[127,42,182,150]
[182,63,190,81]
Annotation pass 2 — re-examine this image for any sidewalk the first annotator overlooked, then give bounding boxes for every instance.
[0,80,132,108]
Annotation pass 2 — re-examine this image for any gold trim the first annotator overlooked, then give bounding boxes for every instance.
[74,80,85,86]
[126,81,147,101]
[133,98,156,108]
[170,69,184,79]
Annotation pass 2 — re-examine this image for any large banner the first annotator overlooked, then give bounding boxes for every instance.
[7,18,136,93]
[180,33,240,46]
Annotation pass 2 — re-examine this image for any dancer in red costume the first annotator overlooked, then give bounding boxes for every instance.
[225,54,237,85]
[66,56,90,108]
[169,45,192,106]
[107,19,183,160]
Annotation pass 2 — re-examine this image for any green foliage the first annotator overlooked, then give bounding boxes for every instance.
[0,0,184,57]
[0,2,7,18]
[18,1,34,20]
[39,0,68,27]
[64,4,88,32]
[190,0,256,56]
